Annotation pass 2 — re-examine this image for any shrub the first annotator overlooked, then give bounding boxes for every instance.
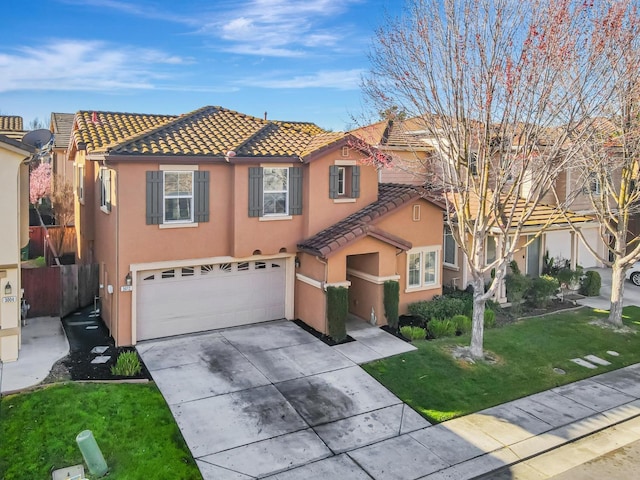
[326,286,348,342]
[580,270,601,296]
[484,309,496,329]
[383,280,400,330]
[527,275,559,308]
[556,265,583,289]
[505,271,530,315]
[408,296,466,322]
[427,319,457,338]
[110,351,142,376]
[452,314,472,334]
[400,325,427,341]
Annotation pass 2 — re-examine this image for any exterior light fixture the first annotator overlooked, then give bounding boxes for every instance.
[4,281,12,295]
[125,272,132,286]
[294,257,301,268]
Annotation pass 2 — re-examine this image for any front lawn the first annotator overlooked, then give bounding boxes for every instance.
[0,383,201,480]
[363,306,640,423]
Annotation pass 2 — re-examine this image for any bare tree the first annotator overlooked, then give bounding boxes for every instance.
[564,1,640,327]
[50,176,75,257]
[363,0,613,358]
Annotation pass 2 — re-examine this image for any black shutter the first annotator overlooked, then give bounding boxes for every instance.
[329,165,339,199]
[146,171,163,225]
[289,167,302,215]
[194,171,210,222]
[351,166,360,198]
[248,167,263,217]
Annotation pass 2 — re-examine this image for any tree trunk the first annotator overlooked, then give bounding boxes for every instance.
[608,264,625,327]
[469,276,486,359]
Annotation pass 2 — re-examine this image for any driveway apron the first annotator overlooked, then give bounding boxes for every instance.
[137,320,429,479]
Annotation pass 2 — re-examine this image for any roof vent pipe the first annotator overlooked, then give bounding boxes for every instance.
[264,112,267,121]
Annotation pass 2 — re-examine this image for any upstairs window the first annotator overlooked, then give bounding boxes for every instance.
[329,165,360,199]
[99,167,111,213]
[146,169,209,225]
[164,171,193,222]
[443,225,457,267]
[263,167,289,215]
[248,166,302,218]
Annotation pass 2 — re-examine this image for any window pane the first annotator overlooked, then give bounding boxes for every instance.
[165,198,192,221]
[424,251,437,285]
[486,237,497,264]
[164,173,179,195]
[264,192,287,214]
[177,172,192,195]
[444,227,456,265]
[338,167,345,195]
[408,253,421,287]
[264,168,287,191]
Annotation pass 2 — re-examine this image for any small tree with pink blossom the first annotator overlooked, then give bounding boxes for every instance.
[29,162,51,209]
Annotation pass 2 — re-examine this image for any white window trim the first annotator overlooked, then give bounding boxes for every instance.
[405,246,441,293]
[263,167,289,217]
[163,170,194,224]
[333,198,356,204]
[99,167,111,214]
[443,226,457,268]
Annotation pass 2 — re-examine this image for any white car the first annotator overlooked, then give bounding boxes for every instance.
[627,262,640,286]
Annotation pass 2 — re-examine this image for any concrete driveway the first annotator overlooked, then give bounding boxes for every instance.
[137,320,429,479]
[579,268,640,310]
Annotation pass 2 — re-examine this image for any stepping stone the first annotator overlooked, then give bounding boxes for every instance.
[91,346,109,354]
[67,321,97,326]
[90,355,111,364]
[85,325,98,330]
[584,355,611,366]
[570,358,598,369]
[553,368,566,375]
[607,351,620,357]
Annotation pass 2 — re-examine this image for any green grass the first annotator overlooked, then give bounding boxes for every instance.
[0,383,201,480]
[363,306,640,423]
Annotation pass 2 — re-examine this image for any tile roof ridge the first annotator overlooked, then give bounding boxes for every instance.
[233,122,282,156]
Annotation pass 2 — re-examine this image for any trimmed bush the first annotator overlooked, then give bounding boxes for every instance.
[452,314,472,334]
[326,286,348,342]
[580,270,601,296]
[505,271,530,315]
[428,319,457,338]
[400,325,427,341]
[383,280,400,330]
[484,309,496,329]
[408,296,466,322]
[527,275,559,308]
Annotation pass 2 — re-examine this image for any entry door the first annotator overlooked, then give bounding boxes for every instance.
[526,236,541,277]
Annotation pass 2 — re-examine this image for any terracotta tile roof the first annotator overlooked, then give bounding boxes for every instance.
[50,113,75,149]
[74,110,177,153]
[73,106,344,160]
[298,183,440,257]
[0,116,23,131]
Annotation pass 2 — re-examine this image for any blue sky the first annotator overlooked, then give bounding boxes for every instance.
[0,0,398,132]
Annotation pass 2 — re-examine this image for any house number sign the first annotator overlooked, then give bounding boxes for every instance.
[2,296,17,303]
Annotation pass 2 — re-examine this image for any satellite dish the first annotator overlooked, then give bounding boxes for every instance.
[22,129,54,150]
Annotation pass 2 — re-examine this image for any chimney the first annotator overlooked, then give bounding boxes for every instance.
[264,111,267,121]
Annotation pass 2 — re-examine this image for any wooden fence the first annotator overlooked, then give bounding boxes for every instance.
[28,225,76,262]
[22,264,99,318]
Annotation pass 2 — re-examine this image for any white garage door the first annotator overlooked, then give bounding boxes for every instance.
[136,260,286,341]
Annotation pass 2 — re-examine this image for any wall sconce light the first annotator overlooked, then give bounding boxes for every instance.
[294,256,301,268]
[125,272,132,286]
[4,281,12,295]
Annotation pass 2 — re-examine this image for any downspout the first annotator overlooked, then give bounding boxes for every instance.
[114,164,119,346]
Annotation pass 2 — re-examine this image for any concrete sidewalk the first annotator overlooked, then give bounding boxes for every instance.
[0,316,68,394]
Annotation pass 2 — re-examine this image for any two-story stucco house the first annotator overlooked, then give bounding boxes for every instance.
[68,106,444,346]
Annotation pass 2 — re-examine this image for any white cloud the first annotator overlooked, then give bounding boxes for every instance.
[0,40,190,93]
[239,69,365,90]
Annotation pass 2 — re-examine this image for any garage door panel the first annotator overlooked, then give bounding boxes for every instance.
[137,260,287,341]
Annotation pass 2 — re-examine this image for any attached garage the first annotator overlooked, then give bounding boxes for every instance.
[136,259,287,341]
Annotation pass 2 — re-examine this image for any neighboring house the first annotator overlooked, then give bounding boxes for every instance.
[353,116,605,294]
[50,113,75,190]
[68,106,444,346]
[0,134,33,362]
